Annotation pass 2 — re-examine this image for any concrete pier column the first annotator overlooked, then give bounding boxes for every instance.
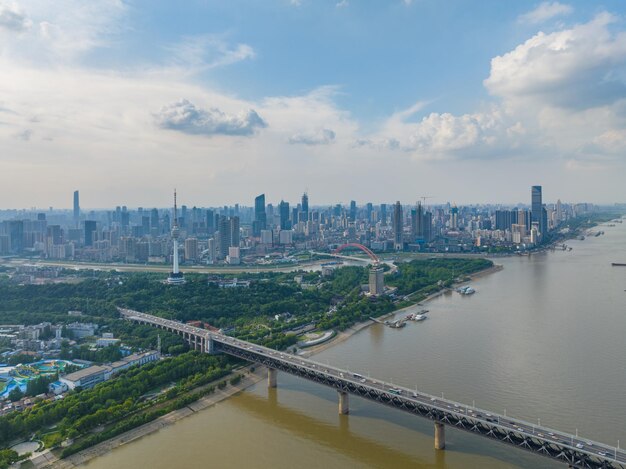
[268,368,277,388]
[338,391,349,415]
[434,422,445,450]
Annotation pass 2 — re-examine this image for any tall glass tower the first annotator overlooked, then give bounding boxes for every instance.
[531,185,544,236]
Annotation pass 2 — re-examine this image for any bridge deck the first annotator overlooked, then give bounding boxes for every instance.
[119,308,625,469]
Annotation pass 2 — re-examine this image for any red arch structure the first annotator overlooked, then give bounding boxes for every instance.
[333,243,380,264]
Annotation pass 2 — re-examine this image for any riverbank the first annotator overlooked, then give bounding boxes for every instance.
[301,263,503,358]
[28,367,265,469]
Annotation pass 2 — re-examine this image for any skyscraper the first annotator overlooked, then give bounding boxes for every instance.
[253,194,266,236]
[531,185,546,237]
[301,192,309,222]
[414,201,424,239]
[84,220,97,247]
[217,215,230,259]
[380,204,387,226]
[279,201,291,230]
[230,216,240,247]
[73,190,80,228]
[450,204,459,230]
[349,200,357,221]
[393,201,403,250]
[167,190,185,284]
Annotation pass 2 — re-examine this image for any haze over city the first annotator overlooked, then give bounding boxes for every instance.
[2,0,626,208]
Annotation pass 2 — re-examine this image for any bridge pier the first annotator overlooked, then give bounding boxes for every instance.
[434,422,445,450]
[338,391,349,414]
[268,368,277,388]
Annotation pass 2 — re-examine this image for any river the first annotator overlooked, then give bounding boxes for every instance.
[85,221,626,469]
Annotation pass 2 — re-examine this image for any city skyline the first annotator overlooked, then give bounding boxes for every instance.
[1,1,626,207]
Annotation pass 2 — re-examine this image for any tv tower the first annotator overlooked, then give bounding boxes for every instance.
[167,189,185,285]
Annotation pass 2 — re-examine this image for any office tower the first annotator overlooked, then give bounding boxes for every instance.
[531,185,545,236]
[349,200,357,221]
[279,201,291,230]
[73,190,80,227]
[230,216,240,247]
[301,192,309,221]
[393,201,403,250]
[84,220,97,247]
[495,210,512,231]
[380,204,387,226]
[253,194,266,236]
[167,190,185,284]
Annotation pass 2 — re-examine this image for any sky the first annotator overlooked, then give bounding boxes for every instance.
[1,0,626,209]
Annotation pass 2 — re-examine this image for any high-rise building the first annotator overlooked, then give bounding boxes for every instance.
[380,204,387,226]
[279,201,291,230]
[167,190,185,285]
[253,194,266,236]
[184,237,198,262]
[206,209,215,235]
[301,192,309,222]
[369,266,384,296]
[73,190,80,228]
[84,220,97,247]
[413,201,425,240]
[46,225,62,245]
[349,200,357,221]
[556,199,563,224]
[393,201,403,250]
[423,211,433,242]
[230,216,240,247]
[217,215,230,259]
[450,205,459,230]
[531,185,546,238]
[8,220,24,254]
[150,208,159,232]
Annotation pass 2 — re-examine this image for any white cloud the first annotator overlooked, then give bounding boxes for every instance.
[0,2,31,31]
[518,2,573,24]
[155,99,267,137]
[167,35,255,71]
[336,0,349,8]
[0,0,127,62]
[485,13,626,110]
[288,128,335,145]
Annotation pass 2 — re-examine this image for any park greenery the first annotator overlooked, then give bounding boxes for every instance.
[0,352,231,453]
[0,258,493,346]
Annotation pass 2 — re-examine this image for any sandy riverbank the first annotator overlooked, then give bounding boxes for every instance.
[29,367,265,469]
[301,263,503,358]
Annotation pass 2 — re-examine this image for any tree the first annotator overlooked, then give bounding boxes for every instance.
[8,387,23,402]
